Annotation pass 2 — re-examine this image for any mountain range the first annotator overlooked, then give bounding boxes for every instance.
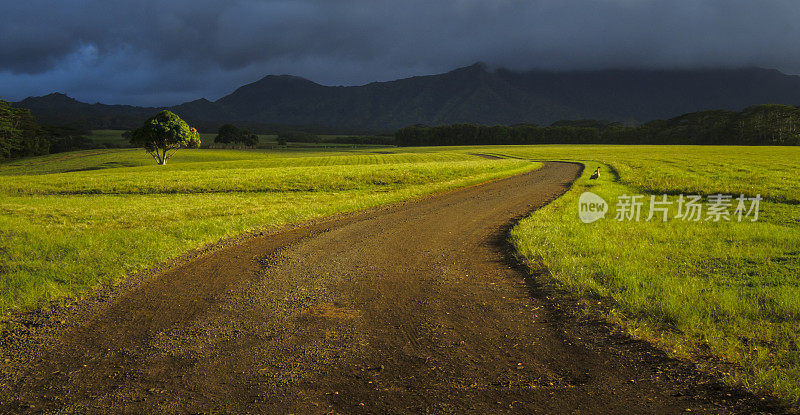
[14,62,800,133]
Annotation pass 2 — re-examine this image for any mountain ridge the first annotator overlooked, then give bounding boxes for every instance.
[13,63,800,132]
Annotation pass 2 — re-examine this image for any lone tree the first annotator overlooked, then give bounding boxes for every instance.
[214,123,259,146]
[129,110,200,165]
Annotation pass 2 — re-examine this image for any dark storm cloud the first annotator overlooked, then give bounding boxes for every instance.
[2,0,800,106]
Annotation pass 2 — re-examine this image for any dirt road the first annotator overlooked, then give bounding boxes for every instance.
[0,162,780,413]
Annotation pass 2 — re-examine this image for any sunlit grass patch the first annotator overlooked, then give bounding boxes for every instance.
[499,145,800,407]
[0,148,538,314]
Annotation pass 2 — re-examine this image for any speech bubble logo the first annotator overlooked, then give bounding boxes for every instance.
[578,192,608,223]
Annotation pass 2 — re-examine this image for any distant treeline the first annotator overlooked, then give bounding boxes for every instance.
[395,104,800,146]
[5,100,800,160]
[1,100,120,160]
[323,135,395,145]
[272,131,394,146]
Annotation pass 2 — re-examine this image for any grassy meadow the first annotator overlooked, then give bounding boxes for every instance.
[486,145,799,406]
[2,143,799,406]
[90,129,281,147]
[0,148,539,314]
[88,129,383,149]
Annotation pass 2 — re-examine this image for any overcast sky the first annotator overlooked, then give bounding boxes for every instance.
[2,0,799,106]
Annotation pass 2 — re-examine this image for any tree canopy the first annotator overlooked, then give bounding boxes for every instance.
[395,105,800,146]
[0,100,49,159]
[214,124,258,146]
[129,110,200,165]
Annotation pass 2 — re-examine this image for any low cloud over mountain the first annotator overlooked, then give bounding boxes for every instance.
[4,1,800,106]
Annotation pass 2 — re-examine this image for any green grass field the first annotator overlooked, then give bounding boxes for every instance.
[90,129,281,148]
[89,129,382,149]
[1,144,798,406]
[488,145,799,406]
[87,130,132,147]
[0,148,537,314]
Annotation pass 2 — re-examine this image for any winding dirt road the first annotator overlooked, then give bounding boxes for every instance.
[0,162,780,413]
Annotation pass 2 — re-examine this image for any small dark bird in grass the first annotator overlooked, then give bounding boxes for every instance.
[590,168,600,180]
